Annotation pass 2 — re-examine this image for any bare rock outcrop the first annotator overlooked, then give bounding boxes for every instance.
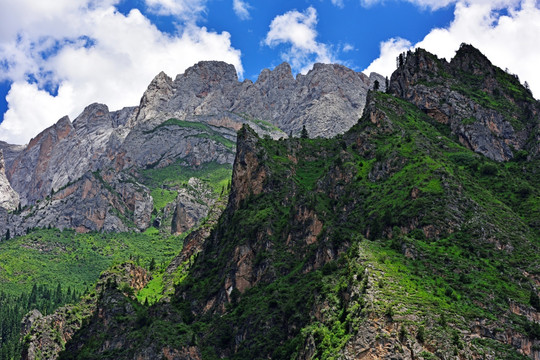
[171,178,215,234]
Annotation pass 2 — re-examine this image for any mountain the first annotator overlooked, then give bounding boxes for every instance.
[0,61,382,237]
[20,45,540,359]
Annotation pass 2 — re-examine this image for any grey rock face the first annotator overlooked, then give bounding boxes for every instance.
[0,141,24,168]
[171,178,215,234]
[0,150,19,211]
[135,60,382,139]
[1,171,152,237]
[133,71,174,127]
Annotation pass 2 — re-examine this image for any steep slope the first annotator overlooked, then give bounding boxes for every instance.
[6,105,137,206]
[5,61,379,209]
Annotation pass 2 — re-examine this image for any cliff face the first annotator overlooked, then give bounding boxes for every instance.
[0,170,153,237]
[389,44,540,161]
[21,263,150,360]
[0,150,19,211]
[134,61,382,138]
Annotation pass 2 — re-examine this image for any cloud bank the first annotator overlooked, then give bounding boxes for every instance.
[0,0,242,144]
[365,0,540,97]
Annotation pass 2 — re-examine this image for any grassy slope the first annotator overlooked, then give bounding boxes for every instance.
[141,160,232,195]
[0,228,182,296]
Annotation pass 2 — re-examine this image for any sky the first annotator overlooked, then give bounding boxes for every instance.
[0,0,539,145]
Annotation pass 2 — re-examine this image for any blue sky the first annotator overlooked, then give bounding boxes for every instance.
[0,0,539,144]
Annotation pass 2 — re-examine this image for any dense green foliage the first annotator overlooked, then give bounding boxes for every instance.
[0,285,81,360]
[169,93,537,358]
[0,229,180,296]
[140,160,232,195]
[0,228,182,360]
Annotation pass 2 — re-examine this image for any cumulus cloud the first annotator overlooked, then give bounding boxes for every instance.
[233,0,251,20]
[331,0,345,8]
[364,0,540,97]
[0,1,242,144]
[264,7,335,73]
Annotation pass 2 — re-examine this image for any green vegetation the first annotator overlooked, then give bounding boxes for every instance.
[150,188,177,212]
[77,92,535,358]
[0,228,181,296]
[0,228,183,360]
[0,285,81,360]
[4,49,540,358]
[165,92,537,358]
[140,161,232,195]
[235,112,283,133]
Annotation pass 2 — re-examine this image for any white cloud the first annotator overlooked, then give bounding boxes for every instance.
[364,37,411,76]
[331,0,345,8]
[264,7,335,73]
[342,43,355,52]
[145,0,206,18]
[0,2,242,144]
[233,0,251,20]
[364,0,540,98]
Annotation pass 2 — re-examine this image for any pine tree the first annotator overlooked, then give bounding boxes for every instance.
[301,125,309,139]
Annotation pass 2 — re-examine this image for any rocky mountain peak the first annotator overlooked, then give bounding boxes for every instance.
[451,43,493,75]
[27,115,73,150]
[389,45,539,161]
[229,125,265,210]
[178,60,238,86]
[72,103,112,134]
[134,71,174,124]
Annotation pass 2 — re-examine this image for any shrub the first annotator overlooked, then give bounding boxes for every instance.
[479,163,497,176]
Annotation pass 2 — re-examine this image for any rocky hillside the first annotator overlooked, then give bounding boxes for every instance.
[0,61,381,236]
[23,45,540,360]
[389,44,540,161]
